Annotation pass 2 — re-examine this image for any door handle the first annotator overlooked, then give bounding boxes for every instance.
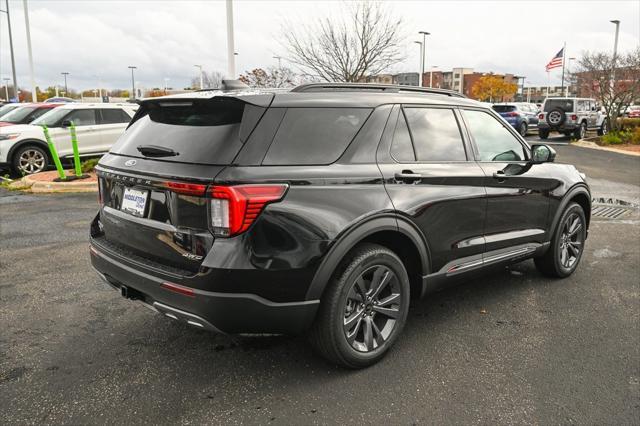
[394,170,422,183]
[493,170,507,182]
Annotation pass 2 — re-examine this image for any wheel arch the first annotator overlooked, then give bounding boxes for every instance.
[7,138,50,165]
[549,184,591,239]
[305,215,431,301]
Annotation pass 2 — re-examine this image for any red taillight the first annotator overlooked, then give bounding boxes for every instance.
[538,113,544,119]
[161,282,195,297]
[209,184,288,237]
[506,112,520,117]
[571,114,578,121]
[164,181,207,196]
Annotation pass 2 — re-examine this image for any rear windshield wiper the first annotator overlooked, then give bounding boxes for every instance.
[136,145,179,157]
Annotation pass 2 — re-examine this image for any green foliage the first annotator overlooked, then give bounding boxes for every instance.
[600,129,639,145]
[81,158,99,173]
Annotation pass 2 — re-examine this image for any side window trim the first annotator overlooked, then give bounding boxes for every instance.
[460,107,531,162]
[390,104,470,164]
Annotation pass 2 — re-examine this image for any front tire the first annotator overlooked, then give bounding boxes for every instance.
[309,243,410,368]
[535,202,586,278]
[12,144,50,175]
[597,120,608,136]
[538,129,550,140]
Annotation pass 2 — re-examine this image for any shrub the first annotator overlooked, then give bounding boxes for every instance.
[617,118,640,130]
[601,132,623,145]
[81,158,100,173]
[630,127,640,145]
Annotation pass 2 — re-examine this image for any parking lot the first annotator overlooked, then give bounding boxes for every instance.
[1,144,639,424]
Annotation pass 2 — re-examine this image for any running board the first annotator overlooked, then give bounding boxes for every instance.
[420,242,548,297]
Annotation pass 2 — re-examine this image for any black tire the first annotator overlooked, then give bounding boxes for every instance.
[519,122,528,137]
[538,129,549,140]
[11,144,50,175]
[309,243,410,368]
[597,120,608,136]
[547,108,566,126]
[535,202,586,278]
[573,122,587,140]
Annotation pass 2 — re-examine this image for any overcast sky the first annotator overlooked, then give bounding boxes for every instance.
[0,0,638,92]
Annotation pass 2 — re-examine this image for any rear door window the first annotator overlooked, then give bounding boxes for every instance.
[403,107,466,161]
[99,108,131,124]
[66,109,97,126]
[390,111,415,162]
[262,108,371,165]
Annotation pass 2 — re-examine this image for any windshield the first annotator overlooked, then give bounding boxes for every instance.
[544,99,574,112]
[0,104,20,118]
[31,108,71,126]
[492,105,517,113]
[1,106,39,123]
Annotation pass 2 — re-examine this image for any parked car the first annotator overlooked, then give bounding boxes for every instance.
[0,103,138,174]
[44,97,76,103]
[492,102,539,136]
[90,82,591,368]
[538,97,608,139]
[625,105,640,118]
[0,103,22,119]
[0,103,62,127]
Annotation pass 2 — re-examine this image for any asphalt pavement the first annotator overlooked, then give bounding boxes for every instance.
[1,145,639,425]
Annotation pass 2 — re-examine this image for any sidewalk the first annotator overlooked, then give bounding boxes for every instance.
[573,139,640,157]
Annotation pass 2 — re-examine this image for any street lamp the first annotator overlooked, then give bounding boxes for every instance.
[61,72,69,94]
[128,66,137,100]
[418,31,430,87]
[413,41,423,86]
[272,56,283,69]
[0,0,18,101]
[194,65,204,89]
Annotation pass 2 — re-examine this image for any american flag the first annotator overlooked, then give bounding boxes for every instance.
[545,48,564,71]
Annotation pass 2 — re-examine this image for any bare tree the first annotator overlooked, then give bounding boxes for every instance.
[239,67,299,88]
[573,48,640,130]
[191,70,224,89]
[281,1,406,82]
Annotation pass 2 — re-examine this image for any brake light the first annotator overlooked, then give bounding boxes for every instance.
[571,114,578,121]
[538,113,544,119]
[209,184,288,237]
[164,181,207,196]
[506,112,520,117]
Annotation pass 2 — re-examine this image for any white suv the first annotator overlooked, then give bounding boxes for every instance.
[0,103,138,174]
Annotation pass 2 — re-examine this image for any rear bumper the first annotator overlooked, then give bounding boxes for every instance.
[90,240,320,335]
[538,122,578,131]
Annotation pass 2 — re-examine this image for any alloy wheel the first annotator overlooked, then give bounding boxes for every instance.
[558,212,584,270]
[342,265,402,353]
[18,149,46,174]
[579,123,587,139]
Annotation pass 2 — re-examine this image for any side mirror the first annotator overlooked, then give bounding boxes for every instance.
[531,144,556,164]
[61,120,72,128]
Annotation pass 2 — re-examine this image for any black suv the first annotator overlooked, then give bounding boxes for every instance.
[90,82,591,368]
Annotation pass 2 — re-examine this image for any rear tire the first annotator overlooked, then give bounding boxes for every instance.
[573,122,587,140]
[309,243,410,368]
[519,122,528,137]
[535,202,586,278]
[538,129,549,140]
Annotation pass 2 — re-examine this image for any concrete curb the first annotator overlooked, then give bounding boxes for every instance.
[20,174,98,193]
[572,140,640,157]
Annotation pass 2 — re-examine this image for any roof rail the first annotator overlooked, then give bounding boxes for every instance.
[291,82,467,98]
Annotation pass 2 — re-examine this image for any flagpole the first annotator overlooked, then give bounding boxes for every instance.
[561,42,566,96]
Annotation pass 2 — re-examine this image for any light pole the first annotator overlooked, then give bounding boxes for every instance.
[3,78,9,101]
[273,56,283,69]
[1,0,18,101]
[194,65,204,89]
[610,20,620,96]
[128,66,137,100]
[419,31,430,87]
[23,0,36,102]
[164,77,170,94]
[61,72,69,94]
[226,0,236,78]
[413,41,423,86]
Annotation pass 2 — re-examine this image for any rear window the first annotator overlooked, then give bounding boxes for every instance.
[544,99,574,112]
[110,98,264,165]
[263,108,371,165]
[492,105,517,113]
